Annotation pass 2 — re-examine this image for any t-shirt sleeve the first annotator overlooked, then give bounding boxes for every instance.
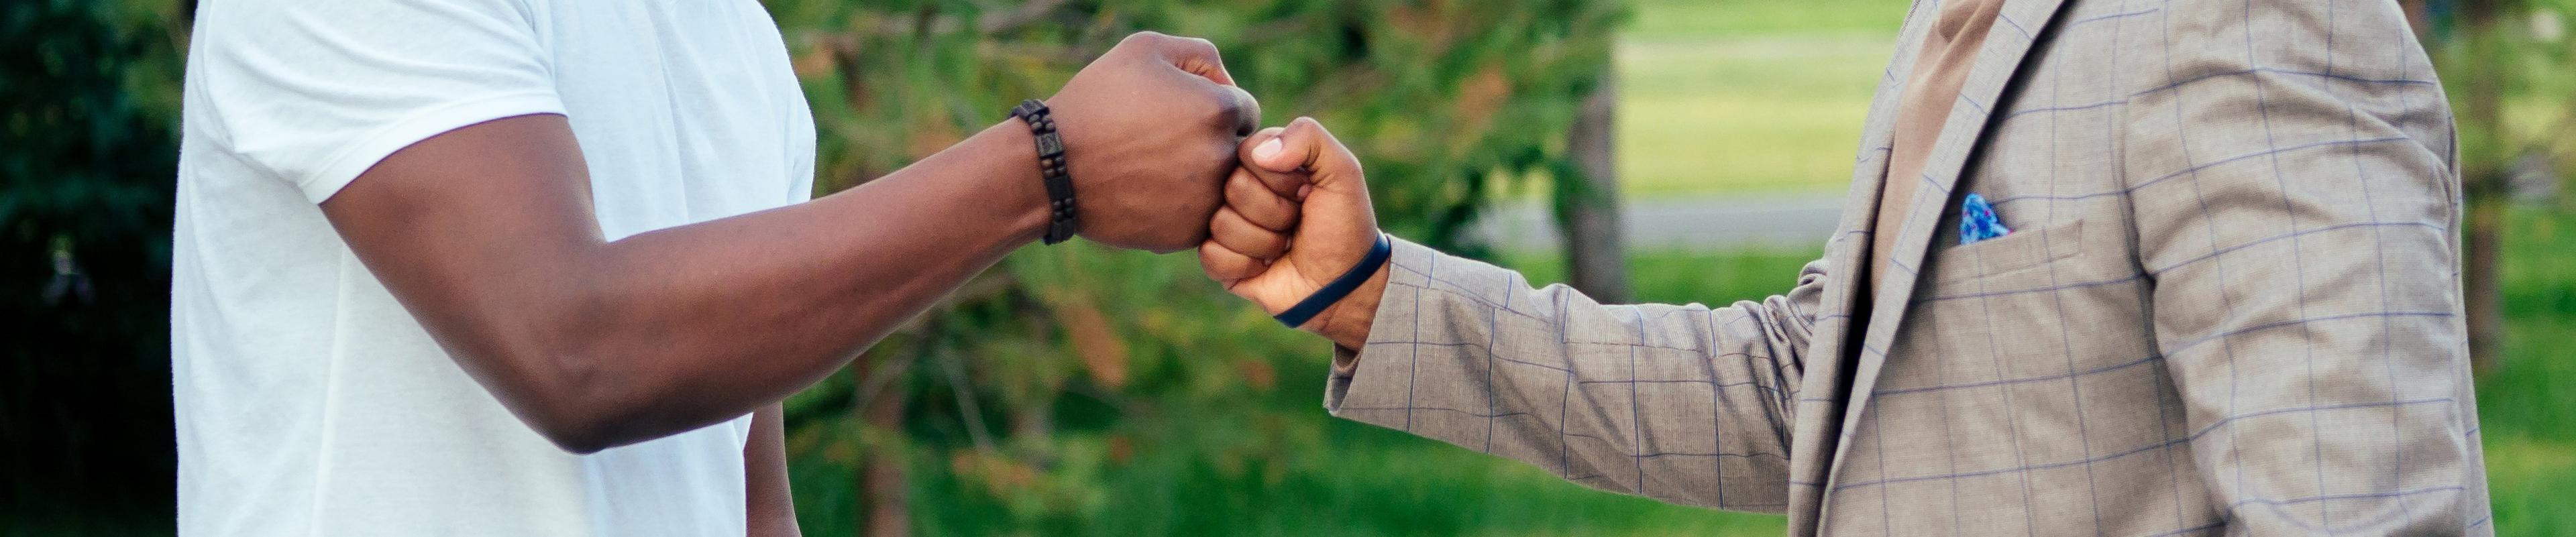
[194,0,566,203]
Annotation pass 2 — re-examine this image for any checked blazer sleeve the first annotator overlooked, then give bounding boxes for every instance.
[2121,0,2489,532]
[1323,237,1827,512]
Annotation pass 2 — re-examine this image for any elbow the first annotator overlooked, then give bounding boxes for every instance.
[517,375,652,455]
[489,331,639,455]
[429,264,647,455]
[511,359,627,455]
[531,414,616,455]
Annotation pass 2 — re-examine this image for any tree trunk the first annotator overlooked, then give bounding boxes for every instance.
[859,445,910,537]
[1564,64,1630,303]
[2463,196,2506,371]
[2398,0,2432,42]
[853,348,912,537]
[2457,0,2510,372]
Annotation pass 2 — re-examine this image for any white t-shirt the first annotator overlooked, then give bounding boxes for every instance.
[171,0,815,535]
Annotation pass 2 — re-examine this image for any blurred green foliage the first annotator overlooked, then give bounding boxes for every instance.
[5,0,2572,536]
[2498,0,2576,206]
[753,1,1631,534]
[767,0,1623,248]
[1,0,186,531]
[2475,210,2576,537]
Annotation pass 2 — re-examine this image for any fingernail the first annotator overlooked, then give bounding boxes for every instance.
[1252,137,1283,162]
[1296,184,1312,201]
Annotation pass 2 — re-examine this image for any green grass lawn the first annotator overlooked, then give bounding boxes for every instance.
[1609,0,1909,198]
[2467,211,2576,537]
[790,1,2571,534]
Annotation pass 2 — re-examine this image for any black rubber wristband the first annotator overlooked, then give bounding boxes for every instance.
[1010,99,1078,245]
[1274,233,1393,329]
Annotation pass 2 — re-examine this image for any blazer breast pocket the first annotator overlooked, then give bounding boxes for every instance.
[1929,217,2087,285]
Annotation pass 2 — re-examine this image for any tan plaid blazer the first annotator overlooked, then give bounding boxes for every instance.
[1320,0,2493,534]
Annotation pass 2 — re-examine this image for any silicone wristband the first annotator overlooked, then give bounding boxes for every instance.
[1274,233,1393,329]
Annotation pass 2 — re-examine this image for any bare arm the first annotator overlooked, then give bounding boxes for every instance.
[321,32,1255,454]
[747,404,798,537]
[324,114,1044,453]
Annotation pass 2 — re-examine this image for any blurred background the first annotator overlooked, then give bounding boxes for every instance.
[3,0,2569,535]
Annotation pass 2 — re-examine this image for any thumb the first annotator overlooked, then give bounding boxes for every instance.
[1248,117,1357,176]
[1242,117,1364,198]
[1249,118,1377,287]
[1236,128,1303,200]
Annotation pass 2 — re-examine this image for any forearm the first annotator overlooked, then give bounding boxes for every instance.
[521,121,1046,451]
[745,404,800,537]
[1310,264,1389,350]
[1322,240,1822,511]
[331,31,1254,454]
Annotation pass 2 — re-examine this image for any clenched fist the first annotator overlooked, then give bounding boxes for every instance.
[1197,117,1386,349]
[1046,32,1260,253]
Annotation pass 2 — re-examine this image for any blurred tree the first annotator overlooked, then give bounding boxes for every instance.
[1,0,1625,533]
[2460,0,2516,371]
[1564,62,1629,302]
[0,0,187,528]
[756,1,1621,534]
[13,0,2569,534]
[2413,0,2576,371]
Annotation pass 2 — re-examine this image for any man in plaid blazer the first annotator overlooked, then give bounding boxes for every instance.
[1196,0,2493,534]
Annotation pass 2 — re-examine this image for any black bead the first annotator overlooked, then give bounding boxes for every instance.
[1016,99,1076,245]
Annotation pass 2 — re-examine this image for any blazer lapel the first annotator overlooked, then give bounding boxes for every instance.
[1778,1,1936,534]
[1811,0,2074,526]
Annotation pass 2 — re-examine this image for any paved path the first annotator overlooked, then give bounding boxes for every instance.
[1465,191,1846,251]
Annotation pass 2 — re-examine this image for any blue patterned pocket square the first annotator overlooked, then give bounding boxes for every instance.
[1960,193,2011,245]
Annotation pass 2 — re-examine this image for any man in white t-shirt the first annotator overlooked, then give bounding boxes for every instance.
[170,1,1257,536]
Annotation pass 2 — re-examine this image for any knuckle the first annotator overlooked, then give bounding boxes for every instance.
[1219,231,1269,254]
[1115,32,1162,53]
[1183,37,1219,55]
[1206,95,1244,127]
[1225,174,1258,199]
[1234,176,1279,204]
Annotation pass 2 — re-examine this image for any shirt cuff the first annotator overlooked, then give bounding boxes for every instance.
[298,91,566,204]
[1320,237,1439,415]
